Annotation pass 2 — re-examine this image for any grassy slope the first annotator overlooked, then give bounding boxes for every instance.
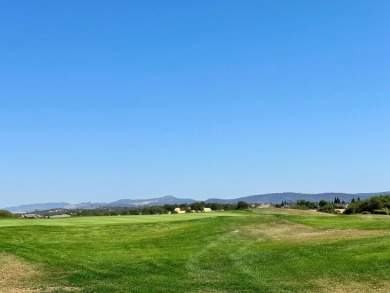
[1,209,390,292]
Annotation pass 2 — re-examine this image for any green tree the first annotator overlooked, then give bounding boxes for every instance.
[317,204,335,214]
[0,210,13,218]
[319,200,328,207]
[210,203,223,211]
[236,201,249,210]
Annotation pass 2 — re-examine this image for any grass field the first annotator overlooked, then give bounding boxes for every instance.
[0,212,243,227]
[1,209,390,292]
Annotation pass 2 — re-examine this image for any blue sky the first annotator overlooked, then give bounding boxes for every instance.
[1,1,389,206]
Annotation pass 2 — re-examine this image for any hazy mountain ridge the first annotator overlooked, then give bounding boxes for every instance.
[3,192,390,213]
[205,192,390,204]
[3,196,196,213]
[109,195,196,207]
[4,202,71,213]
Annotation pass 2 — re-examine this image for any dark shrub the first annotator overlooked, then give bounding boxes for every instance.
[373,208,389,215]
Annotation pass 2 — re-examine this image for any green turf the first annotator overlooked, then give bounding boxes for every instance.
[270,212,390,230]
[0,211,244,227]
[1,209,390,292]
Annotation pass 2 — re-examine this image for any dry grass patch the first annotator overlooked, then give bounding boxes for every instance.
[0,254,79,293]
[234,220,390,244]
[252,207,332,216]
[0,254,41,293]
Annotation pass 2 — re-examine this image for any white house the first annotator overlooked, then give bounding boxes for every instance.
[174,208,186,214]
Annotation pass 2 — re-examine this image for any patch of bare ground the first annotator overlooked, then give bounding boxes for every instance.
[235,220,390,243]
[0,254,79,293]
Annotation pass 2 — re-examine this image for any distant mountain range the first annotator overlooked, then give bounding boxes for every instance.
[3,196,196,213]
[205,192,390,204]
[3,192,390,213]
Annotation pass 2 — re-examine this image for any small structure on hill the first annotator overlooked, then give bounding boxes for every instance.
[48,214,71,219]
[257,204,271,208]
[21,214,42,219]
[174,208,186,214]
[335,203,348,214]
[335,203,348,209]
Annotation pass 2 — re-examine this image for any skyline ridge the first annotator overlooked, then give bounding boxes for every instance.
[4,191,390,213]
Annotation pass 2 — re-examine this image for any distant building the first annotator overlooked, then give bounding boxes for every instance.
[334,204,348,214]
[21,214,42,219]
[174,208,186,214]
[335,203,349,209]
[48,214,71,219]
[257,204,271,208]
[202,208,212,213]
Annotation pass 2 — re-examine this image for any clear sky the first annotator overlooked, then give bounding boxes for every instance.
[1,1,389,206]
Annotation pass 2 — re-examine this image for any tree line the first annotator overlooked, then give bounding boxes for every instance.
[344,195,390,215]
[26,201,250,217]
[275,197,348,214]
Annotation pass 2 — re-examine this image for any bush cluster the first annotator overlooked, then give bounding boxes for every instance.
[0,210,16,218]
[345,195,390,214]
